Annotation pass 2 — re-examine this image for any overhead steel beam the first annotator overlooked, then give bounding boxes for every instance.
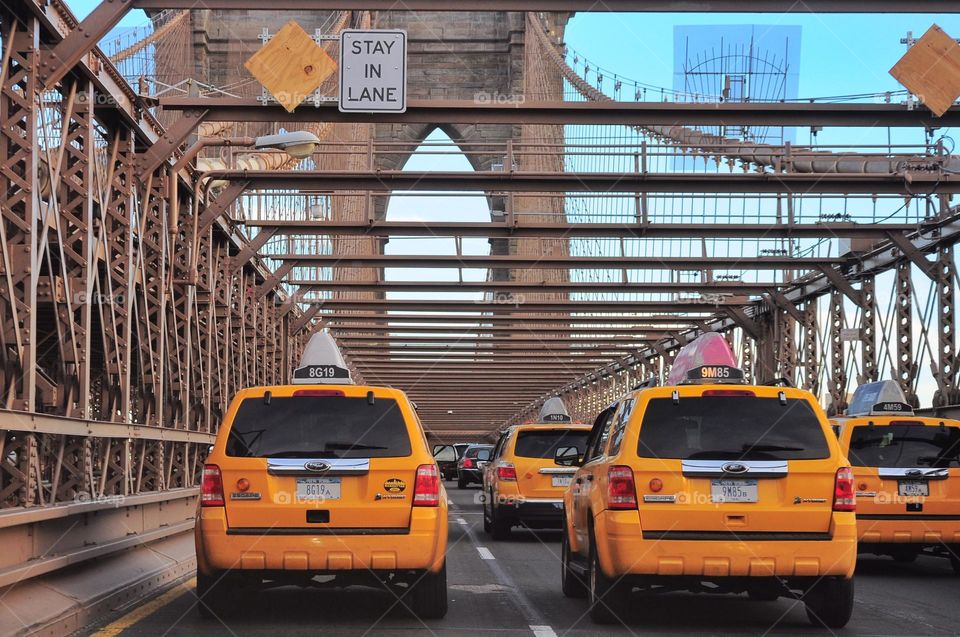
[203,169,960,195]
[279,254,837,269]
[295,280,778,294]
[131,0,960,12]
[248,220,921,240]
[315,299,733,312]
[331,325,672,334]
[159,98,960,128]
[323,313,698,325]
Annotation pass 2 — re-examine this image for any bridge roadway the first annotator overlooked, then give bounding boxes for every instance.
[78,486,959,637]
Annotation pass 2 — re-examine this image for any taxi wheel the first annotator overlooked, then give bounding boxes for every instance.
[804,576,854,629]
[561,525,587,598]
[490,506,512,541]
[587,530,628,624]
[949,547,960,575]
[482,498,492,533]
[409,562,448,619]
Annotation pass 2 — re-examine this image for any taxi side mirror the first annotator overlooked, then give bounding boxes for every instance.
[555,446,581,467]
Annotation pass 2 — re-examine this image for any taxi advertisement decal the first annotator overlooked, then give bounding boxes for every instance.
[384,478,406,493]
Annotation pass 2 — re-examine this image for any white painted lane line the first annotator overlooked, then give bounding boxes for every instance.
[476,546,496,560]
[456,517,468,525]
[530,625,557,637]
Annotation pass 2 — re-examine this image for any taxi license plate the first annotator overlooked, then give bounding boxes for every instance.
[296,477,341,502]
[898,480,928,497]
[711,479,758,503]
[552,475,573,488]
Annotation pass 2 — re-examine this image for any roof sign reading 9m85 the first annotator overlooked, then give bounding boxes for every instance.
[339,29,407,113]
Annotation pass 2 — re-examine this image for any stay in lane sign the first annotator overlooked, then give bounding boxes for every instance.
[339,29,407,113]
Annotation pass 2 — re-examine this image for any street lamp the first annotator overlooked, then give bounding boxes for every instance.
[253,131,322,160]
[174,130,322,172]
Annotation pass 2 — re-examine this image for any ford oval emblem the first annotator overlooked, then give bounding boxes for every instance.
[721,462,749,474]
[905,468,922,477]
[304,461,331,472]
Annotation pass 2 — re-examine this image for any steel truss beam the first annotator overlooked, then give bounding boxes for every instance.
[203,169,960,195]
[249,220,921,240]
[279,254,838,269]
[296,280,780,294]
[159,98,960,128]
[322,314,697,325]
[312,299,733,312]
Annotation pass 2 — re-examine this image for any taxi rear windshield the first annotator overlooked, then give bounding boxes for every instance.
[848,423,960,468]
[637,396,830,460]
[225,396,411,458]
[515,430,590,459]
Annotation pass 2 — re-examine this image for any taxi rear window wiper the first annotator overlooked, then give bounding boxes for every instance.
[742,444,805,452]
[324,442,389,451]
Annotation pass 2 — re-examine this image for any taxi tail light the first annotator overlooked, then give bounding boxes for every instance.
[462,457,474,468]
[497,464,517,481]
[833,467,856,512]
[413,464,440,507]
[701,390,756,397]
[201,465,225,507]
[608,465,638,510]
[293,389,346,397]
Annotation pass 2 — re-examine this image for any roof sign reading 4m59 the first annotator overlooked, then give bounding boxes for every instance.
[339,29,407,113]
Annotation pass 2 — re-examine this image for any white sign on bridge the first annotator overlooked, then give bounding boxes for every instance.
[339,29,407,113]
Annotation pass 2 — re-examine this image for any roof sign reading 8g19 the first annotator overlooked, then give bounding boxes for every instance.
[292,364,351,383]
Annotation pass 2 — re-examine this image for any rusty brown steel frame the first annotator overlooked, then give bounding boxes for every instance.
[0,1,310,589]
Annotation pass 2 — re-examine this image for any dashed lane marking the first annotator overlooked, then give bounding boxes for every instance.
[531,626,558,637]
[456,517,468,525]
[476,546,496,560]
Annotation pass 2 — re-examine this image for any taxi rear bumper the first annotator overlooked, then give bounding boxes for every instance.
[595,510,857,579]
[196,506,447,575]
[857,514,960,544]
[499,497,565,527]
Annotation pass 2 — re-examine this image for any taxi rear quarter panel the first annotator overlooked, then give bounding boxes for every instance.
[196,384,448,576]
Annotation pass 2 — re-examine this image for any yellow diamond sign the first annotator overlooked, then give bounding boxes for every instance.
[890,24,960,117]
[244,20,337,113]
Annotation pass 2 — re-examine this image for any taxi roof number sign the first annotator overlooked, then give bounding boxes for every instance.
[293,331,354,385]
[339,29,407,113]
[847,380,914,416]
[668,332,743,386]
[537,396,572,424]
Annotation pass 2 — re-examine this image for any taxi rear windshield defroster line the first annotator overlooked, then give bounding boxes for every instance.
[225,396,412,458]
[514,430,590,459]
[637,396,830,460]
[848,423,960,468]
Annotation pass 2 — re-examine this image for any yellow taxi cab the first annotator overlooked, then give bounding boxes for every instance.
[195,333,449,618]
[831,380,960,571]
[561,333,858,627]
[482,398,591,540]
